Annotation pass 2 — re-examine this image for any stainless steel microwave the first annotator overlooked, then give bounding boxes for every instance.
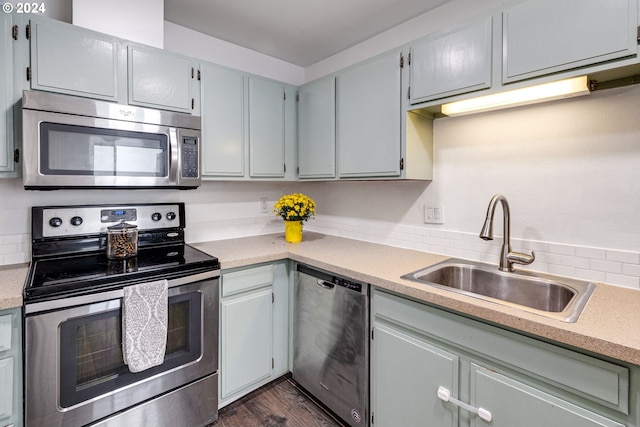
[22,90,202,189]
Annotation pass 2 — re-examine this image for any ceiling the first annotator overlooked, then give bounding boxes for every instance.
[164,0,454,67]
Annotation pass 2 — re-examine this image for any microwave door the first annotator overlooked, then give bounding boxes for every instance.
[23,109,174,189]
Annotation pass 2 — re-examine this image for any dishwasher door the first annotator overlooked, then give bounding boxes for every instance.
[293,264,369,427]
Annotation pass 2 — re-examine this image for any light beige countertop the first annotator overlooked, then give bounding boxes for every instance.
[0,263,28,310]
[2,232,638,364]
[193,232,640,366]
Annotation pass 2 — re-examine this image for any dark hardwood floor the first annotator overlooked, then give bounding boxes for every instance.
[210,376,347,427]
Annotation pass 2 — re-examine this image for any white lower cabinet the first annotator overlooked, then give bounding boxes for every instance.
[472,365,623,427]
[371,289,634,427]
[372,322,459,427]
[0,307,22,427]
[219,261,289,407]
[221,287,273,398]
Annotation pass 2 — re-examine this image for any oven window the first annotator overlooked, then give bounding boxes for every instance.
[40,122,168,177]
[59,292,200,408]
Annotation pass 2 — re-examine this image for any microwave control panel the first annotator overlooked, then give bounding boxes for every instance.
[182,137,199,178]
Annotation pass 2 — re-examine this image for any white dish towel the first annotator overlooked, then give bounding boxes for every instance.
[122,279,168,373]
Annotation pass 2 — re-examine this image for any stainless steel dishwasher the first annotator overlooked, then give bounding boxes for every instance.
[293,263,369,427]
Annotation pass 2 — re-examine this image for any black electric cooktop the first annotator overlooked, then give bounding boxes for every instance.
[25,243,219,302]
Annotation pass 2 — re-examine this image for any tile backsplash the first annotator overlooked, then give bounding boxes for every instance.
[4,213,639,290]
[0,233,30,266]
[306,215,640,290]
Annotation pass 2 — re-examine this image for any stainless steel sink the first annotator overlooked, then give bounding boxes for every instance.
[401,259,595,322]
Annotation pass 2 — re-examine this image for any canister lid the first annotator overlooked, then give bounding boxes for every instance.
[107,219,138,231]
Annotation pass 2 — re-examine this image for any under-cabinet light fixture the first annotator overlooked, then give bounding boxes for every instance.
[441,75,591,116]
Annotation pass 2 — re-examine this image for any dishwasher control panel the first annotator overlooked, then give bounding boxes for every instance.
[335,278,363,293]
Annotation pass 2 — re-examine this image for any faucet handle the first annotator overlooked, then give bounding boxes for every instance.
[507,250,535,266]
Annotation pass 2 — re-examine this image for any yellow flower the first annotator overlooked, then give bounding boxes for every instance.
[273,193,316,222]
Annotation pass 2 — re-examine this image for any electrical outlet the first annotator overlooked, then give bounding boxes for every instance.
[259,197,269,214]
[424,203,444,224]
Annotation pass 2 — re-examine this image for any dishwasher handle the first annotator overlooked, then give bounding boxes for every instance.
[316,279,335,289]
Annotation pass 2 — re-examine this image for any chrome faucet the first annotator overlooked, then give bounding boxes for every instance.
[479,194,535,272]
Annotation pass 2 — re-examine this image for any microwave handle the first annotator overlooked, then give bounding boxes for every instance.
[168,128,179,181]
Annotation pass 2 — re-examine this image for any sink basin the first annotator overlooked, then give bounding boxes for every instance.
[401,259,595,322]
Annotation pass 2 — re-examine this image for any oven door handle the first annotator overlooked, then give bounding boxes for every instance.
[25,270,219,314]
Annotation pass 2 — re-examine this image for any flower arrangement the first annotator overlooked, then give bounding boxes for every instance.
[273,193,316,222]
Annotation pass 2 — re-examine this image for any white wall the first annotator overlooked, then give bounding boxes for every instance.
[164,22,305,86]
[73,0,164,48]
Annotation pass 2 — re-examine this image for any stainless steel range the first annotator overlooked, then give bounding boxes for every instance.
[23,203,219,427]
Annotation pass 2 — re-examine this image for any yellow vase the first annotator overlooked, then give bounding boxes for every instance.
[284,220,303,243]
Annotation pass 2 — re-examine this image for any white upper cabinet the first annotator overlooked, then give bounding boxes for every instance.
[503,0,638,83]
[1,15,15,173]
[201,64,245,177]
[28,17,120,101]
[200,66,295,181]
[128,46,196,113]
[23,16,199,114]
[248,77,285,178]
[337,50,402,178]
[297,77,336,179]
[410,16,493,103]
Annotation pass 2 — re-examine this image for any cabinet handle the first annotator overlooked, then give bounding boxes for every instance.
[437,386,492,423]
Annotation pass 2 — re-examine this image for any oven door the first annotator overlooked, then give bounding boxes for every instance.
[24,272,218,427]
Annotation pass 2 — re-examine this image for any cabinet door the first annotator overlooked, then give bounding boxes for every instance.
[298,77,335,179]
[503,0,637,83]
[371,322,459,427]
[472,365,624,427]
[248,77,285,178]
[0,308,20,427]
[0,357,14,421]
[29,17,119,101]
[220,288,273,398]
[0,15,14,173]
[128,46,194,113]
[410,16,492,103]
[337,51,402,178]
[201,64,244,177]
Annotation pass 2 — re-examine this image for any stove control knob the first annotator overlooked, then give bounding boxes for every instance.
[70,216,83,226]
[49,217,63,227]
[151,212,162,221]
[166,212,176,221]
